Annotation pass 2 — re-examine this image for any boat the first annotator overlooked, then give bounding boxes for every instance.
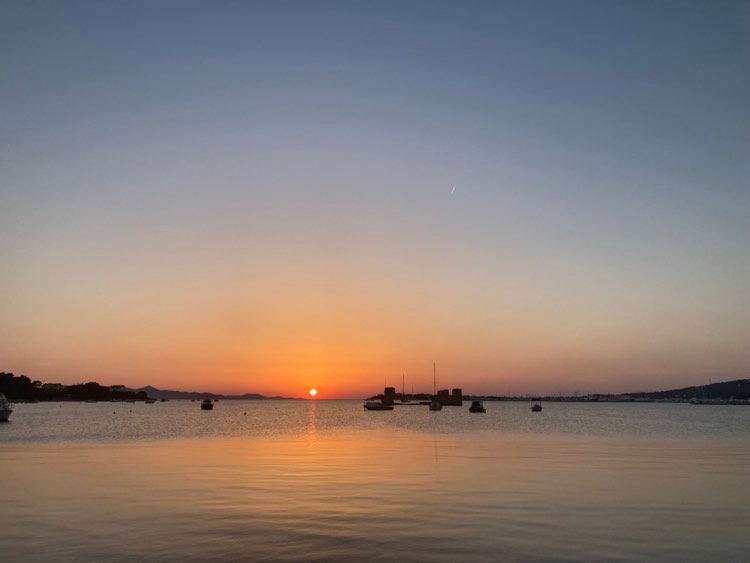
[531,398,542,412]
[0,393,13,422]
[690,384,709,405]
[364,400,394,411]
[145,399,156,404]
[469,400,486,413]
[429,362,442,411]
[200,399,214,410]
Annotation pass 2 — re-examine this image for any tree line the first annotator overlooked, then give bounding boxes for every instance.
[0,372,148,401]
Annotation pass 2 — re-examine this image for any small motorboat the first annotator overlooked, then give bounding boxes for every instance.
[364,401,394,411]
[201,399,214,410]
[531,399,542,412]
[469,400,486,413]
[0,393,13,422]
[145,399,156,404]
[428,399,442,411]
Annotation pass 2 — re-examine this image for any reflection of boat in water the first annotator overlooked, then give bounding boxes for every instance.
[364,401,394,411]
[0,393,13,422]
[469,400,486,413]
[531,398,542,412]
[201,399,214,410]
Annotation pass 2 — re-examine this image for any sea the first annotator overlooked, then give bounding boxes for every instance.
[1,400,748,562]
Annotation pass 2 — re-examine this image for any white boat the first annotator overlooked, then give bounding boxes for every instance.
[0,393,13,422]
[469,400,486,413]
[364,401,394,411]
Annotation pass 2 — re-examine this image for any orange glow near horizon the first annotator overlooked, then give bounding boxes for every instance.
[3,254,747,398]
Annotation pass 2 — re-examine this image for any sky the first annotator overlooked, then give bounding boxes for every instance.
[1,0,748,398]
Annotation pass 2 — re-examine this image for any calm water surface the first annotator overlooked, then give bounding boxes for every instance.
[2,400,749,562]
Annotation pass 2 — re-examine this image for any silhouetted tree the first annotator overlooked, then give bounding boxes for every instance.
[0,372,39,400]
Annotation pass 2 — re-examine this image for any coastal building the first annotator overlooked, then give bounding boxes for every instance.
[383,387,397,405]
[436,388,463,406]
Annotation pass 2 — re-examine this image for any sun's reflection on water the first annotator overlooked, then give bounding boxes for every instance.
[306,400,317,446]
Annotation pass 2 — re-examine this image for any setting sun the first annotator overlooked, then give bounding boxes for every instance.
[309,389,317,397]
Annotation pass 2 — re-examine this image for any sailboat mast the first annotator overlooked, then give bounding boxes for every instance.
[433,362,436,396]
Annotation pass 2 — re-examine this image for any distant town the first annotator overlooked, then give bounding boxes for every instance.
[2,372,749,405]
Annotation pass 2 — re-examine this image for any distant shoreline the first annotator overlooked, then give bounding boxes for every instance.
[3,372,749,403]
[366,378,750,404]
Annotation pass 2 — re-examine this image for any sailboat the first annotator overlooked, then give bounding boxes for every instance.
[429,363,442,411]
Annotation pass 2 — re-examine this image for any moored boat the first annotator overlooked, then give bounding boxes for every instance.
[469,400,486,413]
[201,399,214,410]
[364,400,394,411]
[531,398,542,412]
[0,393,13,422]
[429,362,442,411]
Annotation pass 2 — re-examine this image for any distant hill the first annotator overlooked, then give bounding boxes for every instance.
[628,379,750,401]
[128,386,297,401]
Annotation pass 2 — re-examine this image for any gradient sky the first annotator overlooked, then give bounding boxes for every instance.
[2,1,748,397]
